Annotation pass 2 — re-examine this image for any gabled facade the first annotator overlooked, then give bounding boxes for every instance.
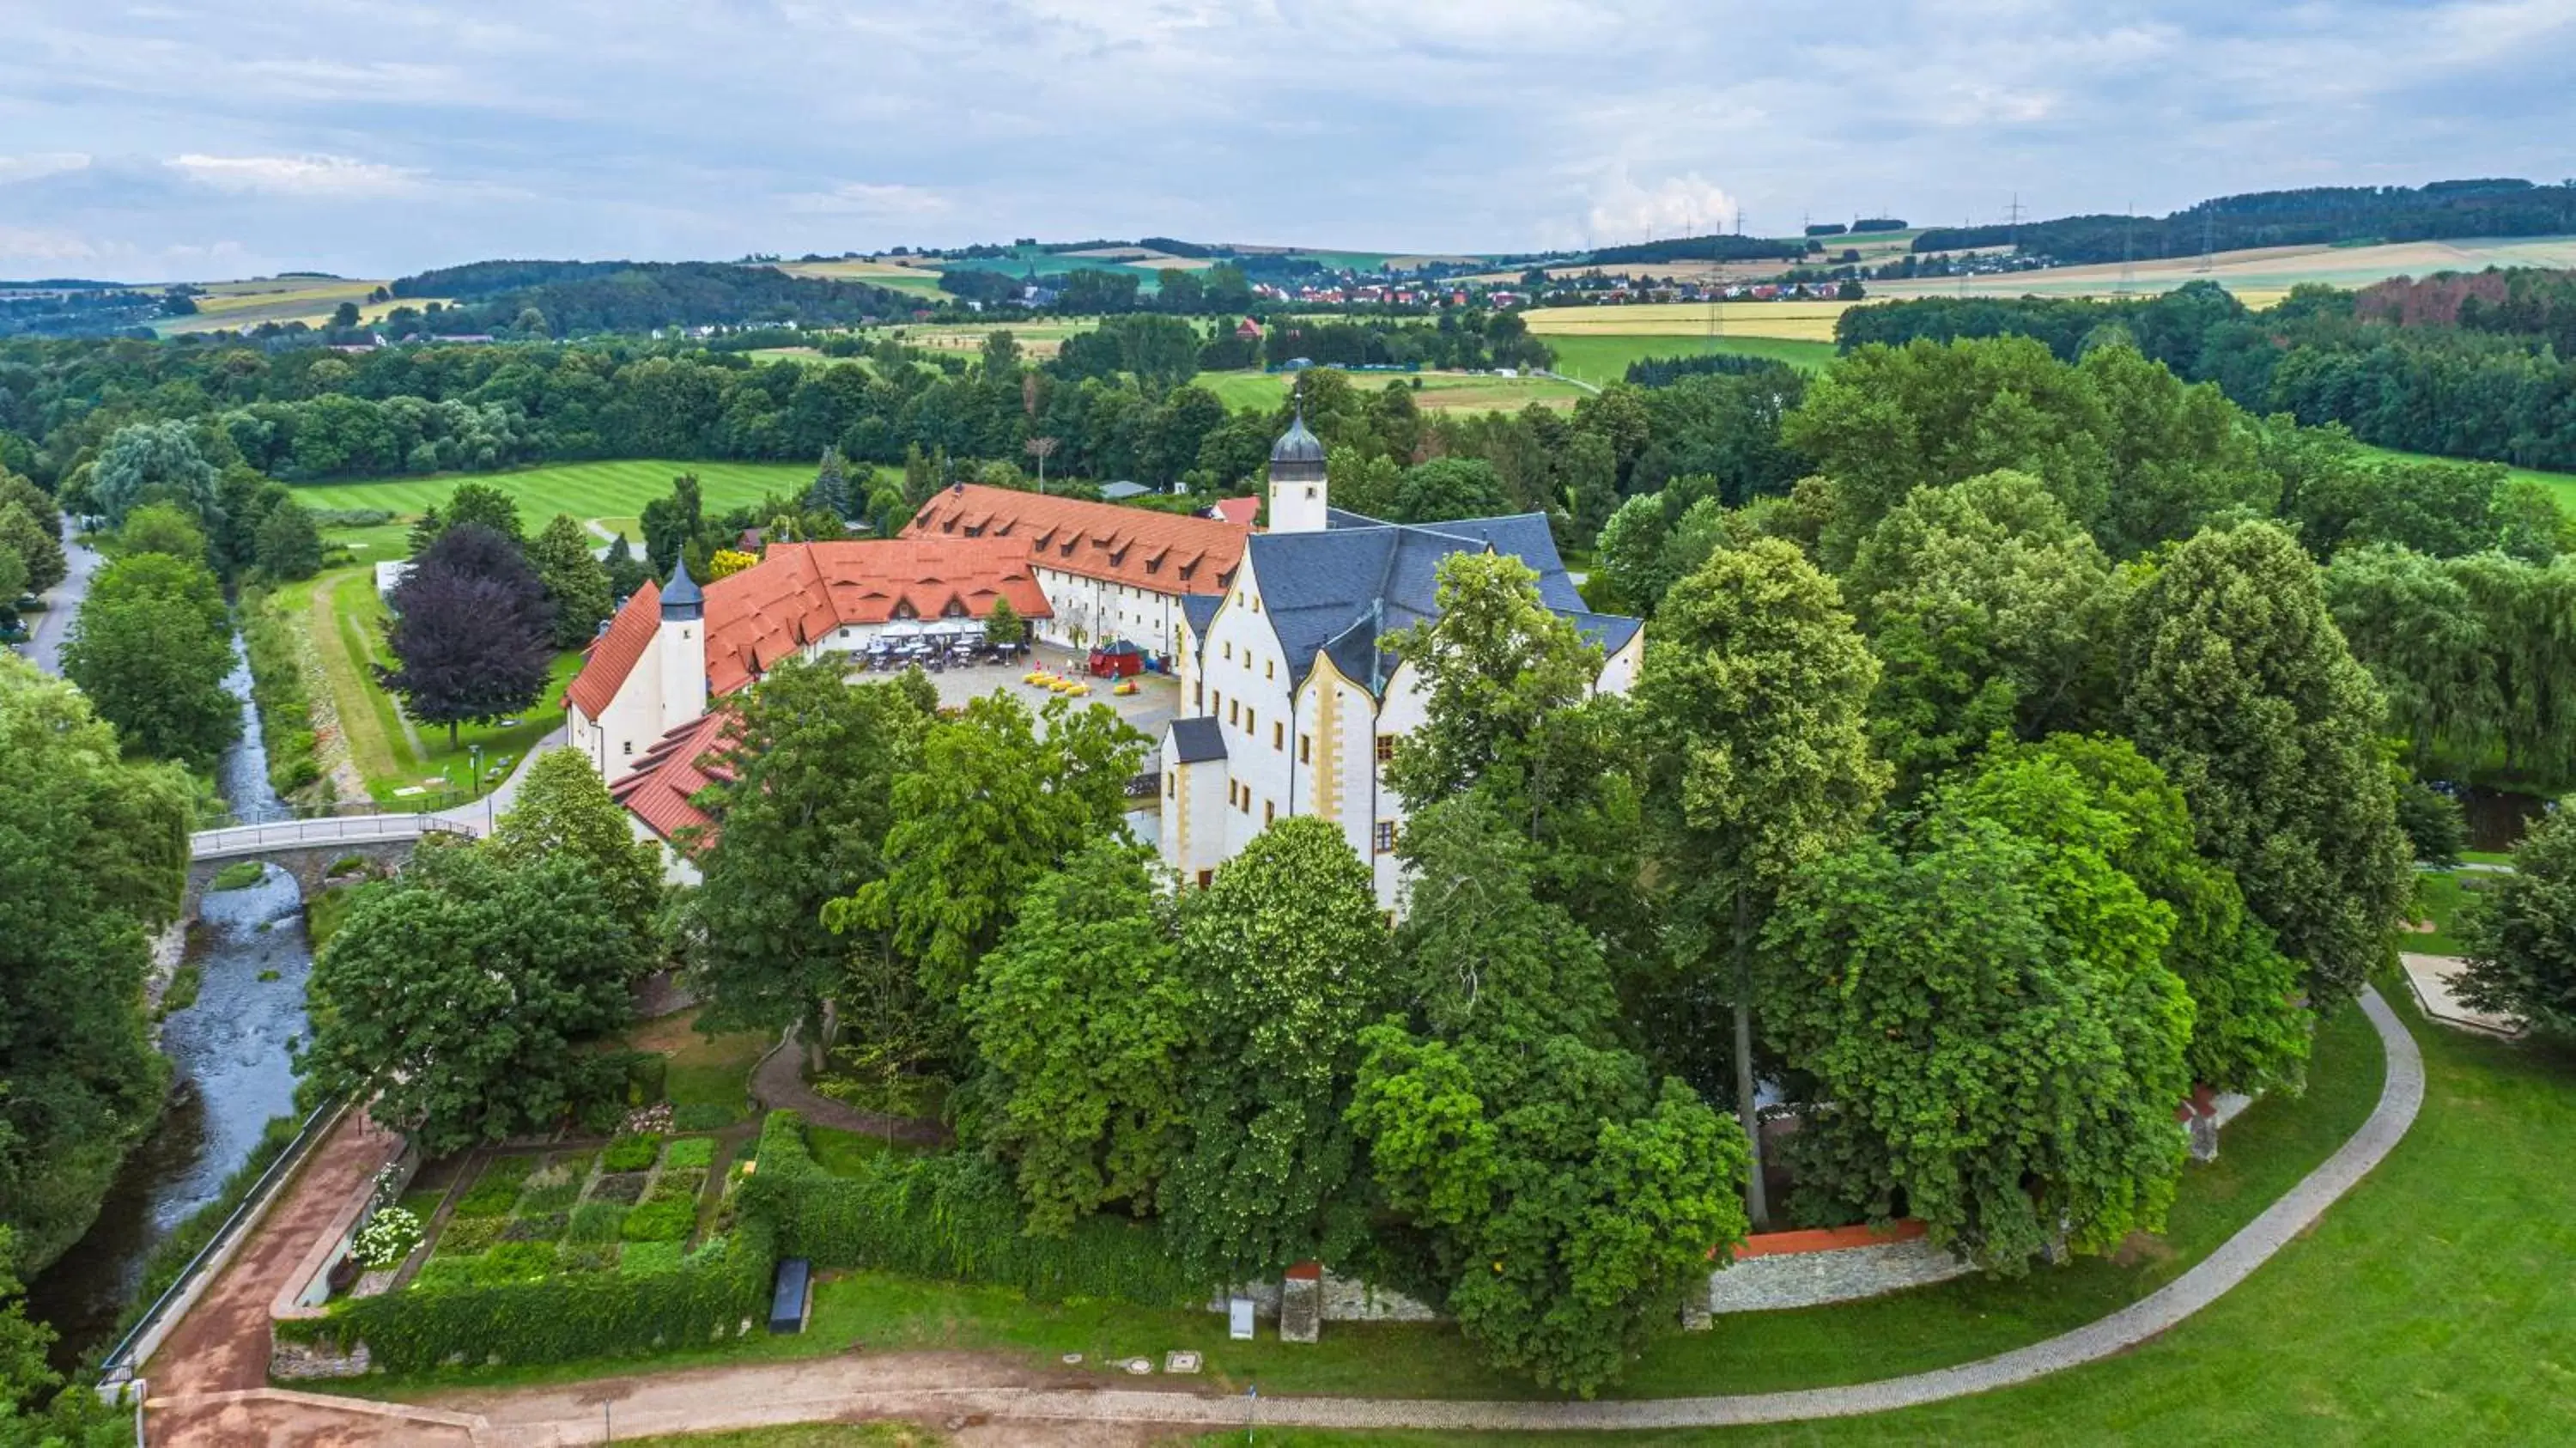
[1158,422,1643,911]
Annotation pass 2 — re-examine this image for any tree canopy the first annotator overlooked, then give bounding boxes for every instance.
[61,549,240,765]
[381,521,556,748]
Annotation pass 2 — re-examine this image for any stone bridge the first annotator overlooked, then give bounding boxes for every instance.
[183,815,480,914]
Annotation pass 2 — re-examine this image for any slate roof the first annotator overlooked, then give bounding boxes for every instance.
[1180,593,1221,642]
[1243,513,1636,694]
[1169,715,1227,764]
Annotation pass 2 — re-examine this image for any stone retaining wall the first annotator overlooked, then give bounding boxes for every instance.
[1213,1270,1440,1324]
[1703,1221,1973,1317]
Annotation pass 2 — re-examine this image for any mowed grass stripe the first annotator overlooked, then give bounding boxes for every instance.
[289,459,819,528]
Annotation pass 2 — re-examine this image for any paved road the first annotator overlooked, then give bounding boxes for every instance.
[203,986,2414,1445]
[21,518,100,676]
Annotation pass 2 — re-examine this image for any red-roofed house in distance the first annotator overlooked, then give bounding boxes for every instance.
[564,536,1050,877]
[903,483,1254,656]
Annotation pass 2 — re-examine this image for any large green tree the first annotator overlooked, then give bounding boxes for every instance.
[827,692,1145,1024]
[303,839,651,1153]
[1635,538,1888,1224]
[486,749,666,925]
[526,512,615,648]
[1842,470,2121,787]
[2121,522,2410,997]
[61,550,240,765]
[2457,809,2576,1041]
[252,498,324,581]
[90,420,220,527]
[0,656,190,1272]
[683,660,935,1048]
[1762,766,2194,1270]
[1384,551,1602,812]
[1161,818,1394,1284]
[0,504,65,598]
[963,840,1194,1235]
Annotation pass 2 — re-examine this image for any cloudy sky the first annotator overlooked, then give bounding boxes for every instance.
[4,0,2573,281]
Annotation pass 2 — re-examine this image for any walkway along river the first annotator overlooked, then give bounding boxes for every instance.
[25,630,315,1370]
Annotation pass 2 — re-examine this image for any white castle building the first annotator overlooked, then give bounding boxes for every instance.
[1158,412,1644,911]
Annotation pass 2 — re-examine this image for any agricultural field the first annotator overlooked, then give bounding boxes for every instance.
[1522,300,1858,344]
[1541,333,1838,382]
[872,319,1097,359]
[1201,369,1591,413]
[289,459,821,543]
[774,259,953,299]
[1874,234,2576,307]
[153,274,404,336]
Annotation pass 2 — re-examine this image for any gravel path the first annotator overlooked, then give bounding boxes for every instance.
[750,1026,953,1147]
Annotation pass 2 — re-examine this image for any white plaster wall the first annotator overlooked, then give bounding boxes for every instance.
[586,640,670,776]
[1371,660,1431,911]
[1197,561,1294,860]
[1031,566,1191,654]
[1597,629,1644,697]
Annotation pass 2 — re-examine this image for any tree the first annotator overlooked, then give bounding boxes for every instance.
[828,693,1145,1022]
[0,655,190,1273]
[963,840,1194,1234]
[1761,771,2194,1271]
[706,548,758,581]
[1842,470,2121,786]
[303,840,651,1153]
[642,473,704,577]
[1161,818,1394,1284]
[1390,457,1508,524]
[1635,538,1888,1225]
[1949,734,2310,1097]
[983,595,1028,649]
[601,532,647,599]
[62,551,240,765]
[2395,776,2467,868]
[1384,552,1602,812]
[807,447,854,518]
[91,420,220,527]
[252,498,324,580]
[486,749,665,925]
[116,502,211,564]
[382,522,556,748]
[440,479,523,544]
[2121,522,2410,998]
[0,1226,129,1444]
[0,504,63,598]
[683,661,935,1045]
[526,513,614,648]
[1351,797,1747,1396]
[2456,809,2576,1040]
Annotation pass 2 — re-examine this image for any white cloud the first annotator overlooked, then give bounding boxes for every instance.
[1581,169,1743,247]
[165,153,424,198]
[785,182,956,218]
[0,153,91,186]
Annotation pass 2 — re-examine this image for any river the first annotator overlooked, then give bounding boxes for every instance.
[23,632,315,1370]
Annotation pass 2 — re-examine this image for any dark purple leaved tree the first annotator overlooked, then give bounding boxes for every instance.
[382,522,556,748]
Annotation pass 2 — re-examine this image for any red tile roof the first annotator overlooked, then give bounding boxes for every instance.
[566,578,660,720]
[608,710,732,850]
[904,484,1249,596]
[701,538,1050,697]
[1206,496,1260,528]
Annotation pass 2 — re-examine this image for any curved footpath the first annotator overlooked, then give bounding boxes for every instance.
[272,988,2423,1444]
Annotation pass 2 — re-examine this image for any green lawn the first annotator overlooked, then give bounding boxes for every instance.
[1540,333,1838,384]
[2348,441,2576,514]
[355,1000,2380,1405]
[2407,870,2495,957]
[1188,991,2576,1445]
[288,459,821,534]
[1202,370,1592,414]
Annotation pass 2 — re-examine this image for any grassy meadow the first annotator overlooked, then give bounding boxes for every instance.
[1522,301,1858,344]
[1203,369,1592,412]
[292,459,820,543]
[1542,333,1838,382]
[2346,441,2576,513]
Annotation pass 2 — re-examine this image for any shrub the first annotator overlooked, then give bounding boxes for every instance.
[647,1168,707,1206]
[625,1053,669,1105]
[673,1102,738,1132]
[619,1196,696,1244]
[240,585,322,795]
[555,1242,620,1274]
[567,1202,629,1244]
[352,1207,424,1269]
[474,1241,556,1285]
[617,1240,684,1276]
[662,1136,716,1170]
[409,1256,478,1292]
[516,1181,580,1214]
[740,1110,1198,1307]
[210,861,266,891]
[602,1134,660,1172]
[325,854,370,879]
[434,1214,505,1256]
[501,1212,569,1244]
[589,1172,648,1204]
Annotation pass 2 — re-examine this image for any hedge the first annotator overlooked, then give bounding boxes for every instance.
[738,1110,1201,1308]
[238,585,322,797]
[279,1216,774,1371]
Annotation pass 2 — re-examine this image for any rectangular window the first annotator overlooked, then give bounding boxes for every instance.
[1373,821,1396,854]
[1273,721,1284,751]
[622,741,634,757]
[1266,660,1275,680]
[1241,790,1253,815]
[1165,774,1176,798]
[1375,734,1395,764]
[1223,641,1231,662]
[1229,700,1239,727]
[1264,800,1275,825]
[1197,869,1213,890]
[1298,733,1311,764]
[1246,708,1256,737]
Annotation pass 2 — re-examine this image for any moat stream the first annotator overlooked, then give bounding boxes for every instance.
[25,631,315,1372]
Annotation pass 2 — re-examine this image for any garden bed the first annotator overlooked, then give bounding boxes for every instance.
[408,1134,732,1290]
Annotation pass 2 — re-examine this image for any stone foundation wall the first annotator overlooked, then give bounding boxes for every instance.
[1212,1270,1440,1324]
[1702,1223,1973,1317]
[271,1336,371,1380]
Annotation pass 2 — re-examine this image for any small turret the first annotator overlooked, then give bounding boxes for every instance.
[657,559,708,728]
[1267,402,1328,533]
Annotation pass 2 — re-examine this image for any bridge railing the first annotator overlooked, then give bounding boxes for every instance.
[189,814,474,859]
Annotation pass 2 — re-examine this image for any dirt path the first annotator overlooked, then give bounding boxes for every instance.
[144,1109,399,1436]
[750,1029,951,1147]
